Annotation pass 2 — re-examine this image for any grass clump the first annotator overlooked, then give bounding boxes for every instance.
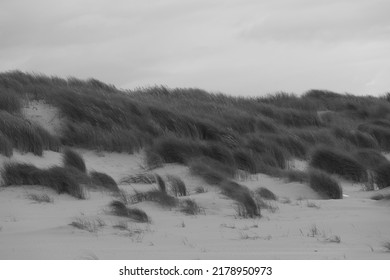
[220,180,260,218]
[0,89,22,113]
[167,175,187,197]
[130,189,178,208]
[308,169,343,199]
[352,149,388,169]
[309,146,366,182]
[120,173,156,184]
[189,157,235,185]
[1,162,86,199]
[27,193,53,203]
[373,162,390,189]
[179,199,202,215]
[109,200,150,223]
[90,171,119,192]
[62,148,87,173]
[255,187,277,200]
[0,132,13,157]
[0,111,43,156]
[70,217,105,232]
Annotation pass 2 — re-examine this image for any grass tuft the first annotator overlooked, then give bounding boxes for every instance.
[308,169,343,199]
[167,175,187,197]
[309,146,366,182]
[255,187,277,200]
[90,171,119,192]
[0,132,13,157]
[62,148,87,173]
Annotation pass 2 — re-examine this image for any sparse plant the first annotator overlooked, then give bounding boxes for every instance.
[27,193,53,203]
[70,217,105,233]
[383,241,390,252]
[306,201,320,209]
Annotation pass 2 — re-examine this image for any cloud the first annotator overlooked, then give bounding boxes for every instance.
[0,0,389,96]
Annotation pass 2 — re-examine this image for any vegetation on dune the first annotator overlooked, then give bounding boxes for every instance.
[373,162,390,189]
[309,146,366,182]
[62,148,87,173]
[0,131,13,157]
[90,171,119,192]
[0,88,22,113]
[2,71,390,191]
[167,175,187,197]
[308,169,343,199]
[1,163,86,199]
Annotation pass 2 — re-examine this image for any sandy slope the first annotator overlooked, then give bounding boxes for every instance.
[1,149,390,260]
[0,101,389,259]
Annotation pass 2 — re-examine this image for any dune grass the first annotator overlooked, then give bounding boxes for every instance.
[62,148,87,173]
[90,171,119,192]
[1,162,86,199]
[3,71,390,188]
[0,132,13,157]
[167,175,187,197]
[308,169,343,199]
[309,146,366,182]
[0,88,22,113]
[373,162,390,189]
[255,187,277,200]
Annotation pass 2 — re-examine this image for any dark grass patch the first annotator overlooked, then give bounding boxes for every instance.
[332,127,379,149]
[62,148,87,173]
[370,193,390,200]
[353,149,388,169]
[308,169,343,199]
[309,146,366,182]
[0,132,13,157]
[129,189,178,208]
[167,175,187,197]
[120,173,156,184]
[0,111,43,156]
[179,199,202,215]
[90,171,119,192]
[245,137,287,169]
[189,157,235,185]
[358,124,390,151]
[127,207,150,223]
[219,180,260,218]
[149,136,203,164]
[1,162,86,199]
[279,169,308,183]
[0,88,22,113]
[201,142,236,167]
[61,122,144,154]
[233,148,258,174]
[262,134,307,159]
[155,174,166,193]
[373,162,390,189]
[255,187,277,200]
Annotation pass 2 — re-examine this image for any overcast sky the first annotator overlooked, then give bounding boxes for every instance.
[1,0,389,96]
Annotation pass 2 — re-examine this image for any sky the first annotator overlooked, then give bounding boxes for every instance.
[1,0,390,96]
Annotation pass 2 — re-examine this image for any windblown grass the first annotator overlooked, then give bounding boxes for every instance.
[310,146,366,182]
[62,148,86,173]
[308,169,343,199]
[1,162,86,199]
[373,162,390,189]
[167,175,187,197]
[0,88,22,113]
[90,171,119,192]
[0,132,13,157]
